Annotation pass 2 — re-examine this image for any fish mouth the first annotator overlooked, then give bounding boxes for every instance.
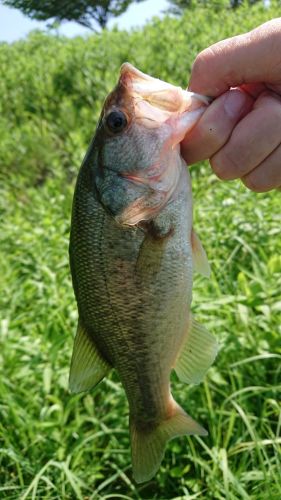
[102,64,211,227]
[119,62,211,125]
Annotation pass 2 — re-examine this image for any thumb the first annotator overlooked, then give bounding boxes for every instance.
[189,18,281,97]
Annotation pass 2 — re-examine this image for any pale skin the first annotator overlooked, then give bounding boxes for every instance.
[182,18,281,192]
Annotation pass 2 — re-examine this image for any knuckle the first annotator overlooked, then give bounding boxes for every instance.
[210,158,228,180]
[258,89,281,106]
[242,173,266,193]
[192,47,216,77]
[211,149,243,180]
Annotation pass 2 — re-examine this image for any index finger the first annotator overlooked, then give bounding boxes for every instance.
[189,18,281,97]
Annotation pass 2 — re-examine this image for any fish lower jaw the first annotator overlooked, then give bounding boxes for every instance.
[115,161,185,227]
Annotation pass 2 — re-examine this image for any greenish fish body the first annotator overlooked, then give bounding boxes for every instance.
[69,64,218,483]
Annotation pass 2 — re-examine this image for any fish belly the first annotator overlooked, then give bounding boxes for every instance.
[70,166,193,425]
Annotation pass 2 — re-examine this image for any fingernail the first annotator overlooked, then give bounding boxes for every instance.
[224,89,248,119]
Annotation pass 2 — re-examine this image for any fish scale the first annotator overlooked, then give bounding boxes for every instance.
[69,63,218,483]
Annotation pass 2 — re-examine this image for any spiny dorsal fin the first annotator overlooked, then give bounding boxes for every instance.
[191,228,211,278]
[174,316,218,385]
[69,320,111,393]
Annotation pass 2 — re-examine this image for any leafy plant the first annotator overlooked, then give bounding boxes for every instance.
[2,0,145,30]
[0,3,280,498]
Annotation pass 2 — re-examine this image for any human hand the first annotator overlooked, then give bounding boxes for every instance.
[182,18,281,192]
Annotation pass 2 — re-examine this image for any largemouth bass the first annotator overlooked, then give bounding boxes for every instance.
[69,63,218,483]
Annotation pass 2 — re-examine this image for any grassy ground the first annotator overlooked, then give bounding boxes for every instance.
[0,164,280,499]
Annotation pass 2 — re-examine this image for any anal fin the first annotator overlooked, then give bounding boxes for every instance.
[69,319,111,393]
[175,316,218,385]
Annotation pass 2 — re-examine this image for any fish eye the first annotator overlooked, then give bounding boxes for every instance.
[105,110,128,134]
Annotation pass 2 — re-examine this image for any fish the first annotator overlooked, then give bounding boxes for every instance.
[69,63,218,483]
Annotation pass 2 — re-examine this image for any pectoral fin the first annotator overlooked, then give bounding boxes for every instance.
[191,228,211,278]
[175,317,218,385]
[69,320,111,393]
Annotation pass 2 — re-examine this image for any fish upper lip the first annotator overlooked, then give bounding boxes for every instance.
[118,63,211,116]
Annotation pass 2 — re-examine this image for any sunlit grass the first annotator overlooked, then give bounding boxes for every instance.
[1,3,281,496]
[0,168,280,499]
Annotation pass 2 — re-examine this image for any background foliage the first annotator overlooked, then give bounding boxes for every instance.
[0,3,280,499]
[166,0,280,15]
[2,0,145,30]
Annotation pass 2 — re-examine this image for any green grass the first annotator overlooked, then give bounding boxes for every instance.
[1,2,281,187]
[0,167,280,499]
[0,3,281,497]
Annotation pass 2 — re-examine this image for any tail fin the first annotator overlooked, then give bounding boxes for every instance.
[130,401,207,483]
